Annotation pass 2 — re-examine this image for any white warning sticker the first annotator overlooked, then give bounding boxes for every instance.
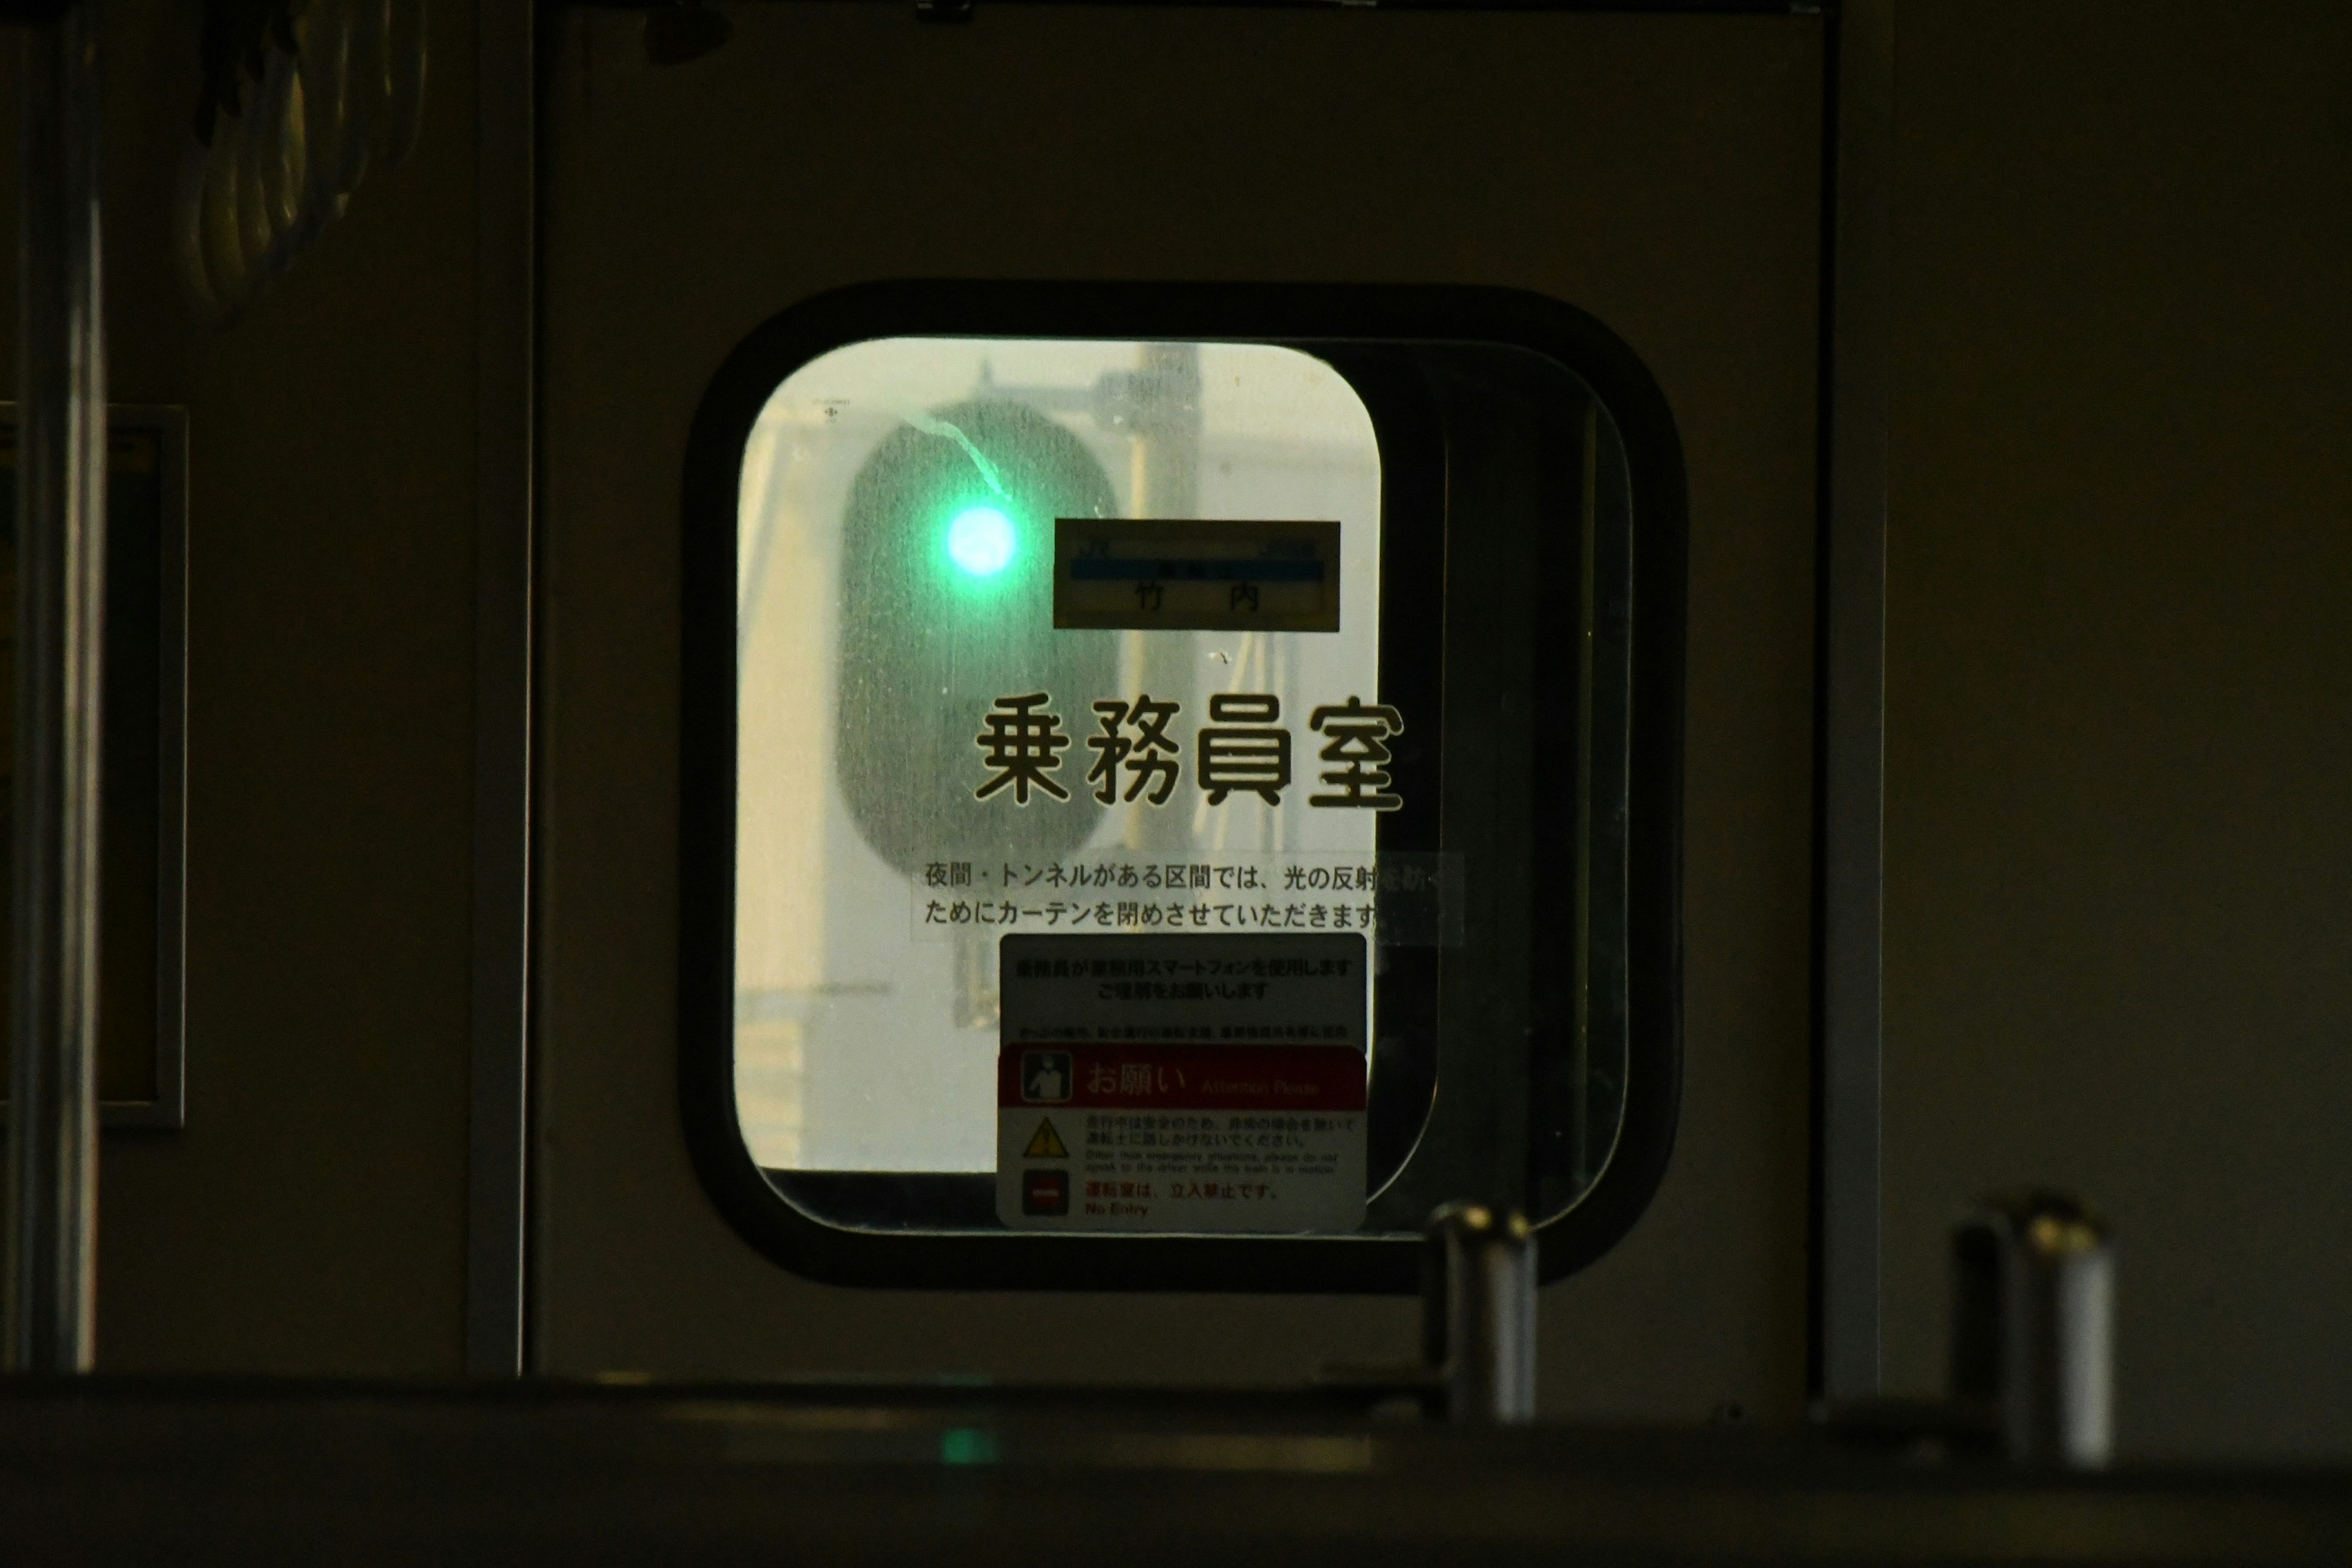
[995,932,1368,1234]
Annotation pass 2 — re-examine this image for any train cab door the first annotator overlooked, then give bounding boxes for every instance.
[533,1,1825,1420]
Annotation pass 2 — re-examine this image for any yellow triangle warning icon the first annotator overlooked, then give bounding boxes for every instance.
[1023,1118,1069,1159]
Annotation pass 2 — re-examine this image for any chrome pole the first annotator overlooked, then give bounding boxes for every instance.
[7,0,107,1374]
[1951,1193,2114,1466]
[1431,1204,1537,1423]
[1999,1197,2113,1468]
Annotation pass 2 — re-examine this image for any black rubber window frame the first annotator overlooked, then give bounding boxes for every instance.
[679,280,1686,1292]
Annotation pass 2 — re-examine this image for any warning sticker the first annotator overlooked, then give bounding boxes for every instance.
[995,933,1368,1234]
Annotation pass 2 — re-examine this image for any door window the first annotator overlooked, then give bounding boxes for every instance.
[680,283,1683,1291]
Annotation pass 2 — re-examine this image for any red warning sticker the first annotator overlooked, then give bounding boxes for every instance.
[994,933,1368,1234]
[996,1044,1366,1112]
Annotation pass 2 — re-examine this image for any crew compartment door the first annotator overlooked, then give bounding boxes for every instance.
[536,3,1823,1419]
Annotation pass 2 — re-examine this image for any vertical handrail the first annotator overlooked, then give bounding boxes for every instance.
[7,0,107,1375]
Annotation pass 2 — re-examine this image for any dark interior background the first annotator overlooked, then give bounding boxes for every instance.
[0,0,2340,1461]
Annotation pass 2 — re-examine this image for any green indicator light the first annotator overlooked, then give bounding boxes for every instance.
[946,505,1017,578]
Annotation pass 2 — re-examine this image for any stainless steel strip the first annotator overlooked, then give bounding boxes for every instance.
[466,0,537,1378]
[1820,0,1894,1401]
[7,0,108,1374]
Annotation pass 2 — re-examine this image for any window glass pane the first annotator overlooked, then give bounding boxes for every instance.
[734,339,1384,1208]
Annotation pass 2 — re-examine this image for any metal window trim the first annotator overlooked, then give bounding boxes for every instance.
[0,399,187,1134]
[111,402,188,1133]
[1814,0,1893,1402]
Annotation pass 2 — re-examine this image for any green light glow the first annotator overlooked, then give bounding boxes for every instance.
[946,505,1017,578]
[939,1427,1000,1466]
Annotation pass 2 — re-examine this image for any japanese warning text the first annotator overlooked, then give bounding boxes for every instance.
[996,933,1368,1234]
[914,853,1463,947]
